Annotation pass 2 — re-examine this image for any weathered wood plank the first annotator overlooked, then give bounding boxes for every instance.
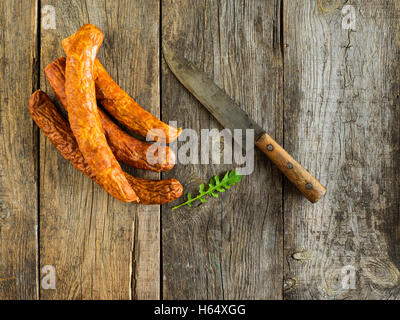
[162,0,283,299]
[283,0,400,299]
[0,0,39,300]
[39,0,160,299]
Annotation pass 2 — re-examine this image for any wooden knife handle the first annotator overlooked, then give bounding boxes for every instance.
[255,132,326,203]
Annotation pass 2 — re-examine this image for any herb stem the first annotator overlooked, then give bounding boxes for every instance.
[172,185,219,210]
[171,170,242,211]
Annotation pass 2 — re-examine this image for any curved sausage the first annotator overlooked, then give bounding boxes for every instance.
[63,38,181,143]
[44,57,175,172]
[62,24,138,202]
[29,90,183,204]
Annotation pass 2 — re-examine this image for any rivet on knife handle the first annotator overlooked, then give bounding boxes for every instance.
[255,132,326,203]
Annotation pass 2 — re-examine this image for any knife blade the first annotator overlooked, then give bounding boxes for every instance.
[163,45,326,203]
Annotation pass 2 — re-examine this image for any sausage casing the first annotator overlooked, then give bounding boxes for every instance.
[29,90,183,204]
[45,57,175,172]
[63,41,181,143]
[62,24,138,202]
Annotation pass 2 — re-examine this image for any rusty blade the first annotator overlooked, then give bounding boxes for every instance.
[163,45,265,147]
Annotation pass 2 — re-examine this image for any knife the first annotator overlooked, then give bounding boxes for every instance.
[163,45,326,203]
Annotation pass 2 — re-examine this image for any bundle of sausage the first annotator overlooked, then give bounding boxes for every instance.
[29,24,183,204]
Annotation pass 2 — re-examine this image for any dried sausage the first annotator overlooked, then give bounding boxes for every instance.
[62,24,138,202]
[63,38,181,143]
[93,59,181,142]
[29,90,183,204]
[45,57,175,172]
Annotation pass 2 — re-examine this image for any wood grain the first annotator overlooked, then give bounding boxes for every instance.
[162,0,283,299]
[0,0,39,300]
[39,0,159,299]
[283,0,400,299]
[2,0,400,300]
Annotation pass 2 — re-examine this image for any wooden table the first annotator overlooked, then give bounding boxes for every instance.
[0,0,399,300]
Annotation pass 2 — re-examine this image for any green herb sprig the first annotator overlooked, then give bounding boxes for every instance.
[172,170,242,210]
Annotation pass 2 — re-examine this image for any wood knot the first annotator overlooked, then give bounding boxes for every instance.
[292,250,313,261]
[284,277,297,292]
[317,0,341,14]
[361,258,400,288]
[323,266,348,297]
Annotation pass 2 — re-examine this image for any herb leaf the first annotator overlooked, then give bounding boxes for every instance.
[172,170,242,210]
